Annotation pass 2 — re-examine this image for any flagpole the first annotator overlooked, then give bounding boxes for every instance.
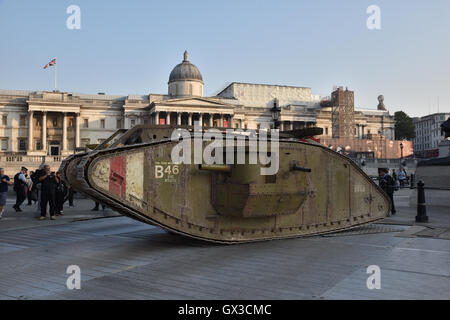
[54,57,57,91]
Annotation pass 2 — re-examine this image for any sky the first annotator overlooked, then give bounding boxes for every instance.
[0,0,449,117]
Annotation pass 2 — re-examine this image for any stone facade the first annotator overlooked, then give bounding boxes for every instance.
[0,52,396,161]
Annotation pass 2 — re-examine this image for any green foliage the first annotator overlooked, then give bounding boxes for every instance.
[394,111,415,140]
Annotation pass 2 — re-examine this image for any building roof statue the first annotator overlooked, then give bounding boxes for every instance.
[377,95,386,111]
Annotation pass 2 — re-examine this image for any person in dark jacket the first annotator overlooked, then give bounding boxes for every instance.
[13,167,28,212]
[54,172,67,216]
[38,165,59,220]
[379,168,396,215]
[0,168,13,219]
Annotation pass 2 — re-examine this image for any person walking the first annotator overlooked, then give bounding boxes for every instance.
[27,171,35,205]
[0,168,13,219]
[33,164,46,214]
[398,168,407,188]
[379,168,396,215]
[38,165,59,220]
[54,172,67,216]
[13,167,28,212]
[91,201,105,211]
[64,186,75,207]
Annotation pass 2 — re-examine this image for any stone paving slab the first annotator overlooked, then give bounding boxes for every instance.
[0,190,449,300]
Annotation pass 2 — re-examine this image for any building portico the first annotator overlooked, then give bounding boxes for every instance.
[149,97,240,128]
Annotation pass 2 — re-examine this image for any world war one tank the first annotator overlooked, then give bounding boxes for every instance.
[59,124,391,243]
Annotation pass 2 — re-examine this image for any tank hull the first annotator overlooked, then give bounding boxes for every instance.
[61,136,391,243]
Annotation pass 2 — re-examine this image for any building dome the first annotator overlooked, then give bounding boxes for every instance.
[168,51,204,97]
[168,51,203,84]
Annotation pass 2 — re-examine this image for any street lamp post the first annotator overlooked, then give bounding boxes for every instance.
[400,142,404,161]
[271,102,281,130]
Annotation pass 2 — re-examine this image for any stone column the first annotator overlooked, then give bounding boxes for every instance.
[155,111,160,125]
[166,112,171,125]
[229,115,234,128]
[220,114,224,127]
[177,113,181,125]
[209,114,213,127]
[27,111,33,152]
[280,121,285,131]
[42,112,47,153]
[75,113,80,148]
[188,113,193,126]
[198,113,203,127]
[62,113,68,151]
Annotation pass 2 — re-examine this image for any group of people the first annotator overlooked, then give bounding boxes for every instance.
[391,168,408,188]
[0,165,74,220]
[378,167,409,216]
[0,165,107,220]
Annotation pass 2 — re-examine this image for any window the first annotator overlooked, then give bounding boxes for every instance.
[130,119,136,127]
[100,119,105,129]
[20,115,26,126]
[116,119,122,129]
[35,140,41,150]
[1,138,8,151]
[83,119,89,128]
[2,115,7,126]
[18,138,26,151]
[52,117,58,127]
[325,127,329,136]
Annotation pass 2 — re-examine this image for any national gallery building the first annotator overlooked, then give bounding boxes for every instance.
[0,51,396,158]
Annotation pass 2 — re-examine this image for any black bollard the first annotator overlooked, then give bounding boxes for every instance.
[415,180,428,223]
[410,173,415,189]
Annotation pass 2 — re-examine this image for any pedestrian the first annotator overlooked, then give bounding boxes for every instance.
[27,171,35,205]
[392,169,397,182]
[38,165,59,220]
[33,164,46,213]
[64,186,75,207]
[92,201,105,211]
[13,167,28,212]
[398,168,407,188]
[54,172,67,216]
[0,168,14,219]
[379,168,396,215]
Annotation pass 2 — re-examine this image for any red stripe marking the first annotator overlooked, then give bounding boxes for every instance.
[109,156,126,199]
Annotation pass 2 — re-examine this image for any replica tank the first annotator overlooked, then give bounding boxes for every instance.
[59,124,391,243]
